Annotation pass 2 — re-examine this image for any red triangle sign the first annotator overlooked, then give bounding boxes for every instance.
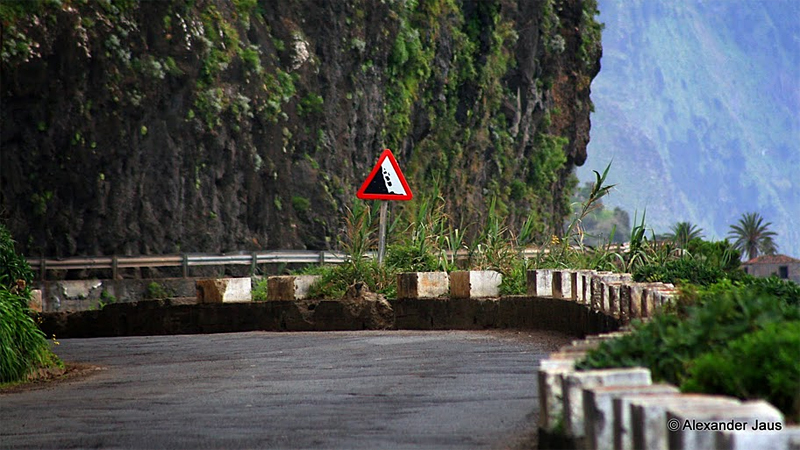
[357,149,413,201]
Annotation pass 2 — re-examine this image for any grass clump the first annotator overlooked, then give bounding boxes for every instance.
[252,277,268,301]
[0,224,61,384]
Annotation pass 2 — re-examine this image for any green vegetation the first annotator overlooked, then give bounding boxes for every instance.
[291,196,311,214]
[633,258,725,287]
[569,181,631,246]
[577,278,800,422]
[251,277,268,301]
[145,282,172,300]
[683,321,800,422]
[0,224,61,384]
[665,221,703,249]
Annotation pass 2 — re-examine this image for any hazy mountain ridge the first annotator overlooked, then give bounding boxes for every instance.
[580,0,800,256]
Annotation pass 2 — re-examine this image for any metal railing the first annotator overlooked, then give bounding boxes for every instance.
[26,244,631,280]
[26,250,350,280]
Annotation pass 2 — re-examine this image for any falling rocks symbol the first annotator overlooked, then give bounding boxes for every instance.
[357,149,413,201]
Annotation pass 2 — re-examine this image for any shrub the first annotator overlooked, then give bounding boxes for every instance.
[686,238,742,273]
[0,224,60,383]
[682,321,800,423]
[291,196,311,214]
[300,260,395,300]
[0,224,33,303]
[145,282,171,299]
[578,282,800,386]
[633,257,725,286]
[385,243,440,273]
[739,275,800,307]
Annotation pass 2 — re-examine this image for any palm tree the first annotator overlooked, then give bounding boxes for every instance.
[665,221,704,248]
[727,212,778,260]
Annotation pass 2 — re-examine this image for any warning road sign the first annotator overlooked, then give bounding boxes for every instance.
[357,149,413,201]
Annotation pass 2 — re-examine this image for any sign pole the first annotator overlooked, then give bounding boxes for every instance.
[377,201,388,266]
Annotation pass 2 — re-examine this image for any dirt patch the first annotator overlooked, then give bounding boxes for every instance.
[0,363,105,395]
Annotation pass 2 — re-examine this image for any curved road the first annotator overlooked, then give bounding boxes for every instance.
[0,330,570,449]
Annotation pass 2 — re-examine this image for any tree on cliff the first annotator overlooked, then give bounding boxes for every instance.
[727,212,778,261]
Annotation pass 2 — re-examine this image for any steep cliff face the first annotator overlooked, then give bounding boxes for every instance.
[1,0,601,257]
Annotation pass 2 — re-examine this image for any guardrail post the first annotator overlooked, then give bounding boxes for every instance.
[319,251,325,265]
[112,255,119,280]
[40,258,46,281]
[251,252,258,276]
[182,254,189,278]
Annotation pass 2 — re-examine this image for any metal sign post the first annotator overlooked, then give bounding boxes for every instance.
[377,201,388,265]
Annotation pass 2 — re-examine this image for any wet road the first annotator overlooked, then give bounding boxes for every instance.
[0,330,570,450]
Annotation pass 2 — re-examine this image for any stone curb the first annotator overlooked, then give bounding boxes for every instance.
[539,329,798,450]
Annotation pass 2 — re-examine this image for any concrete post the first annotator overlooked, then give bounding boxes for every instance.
[396,272,449,299]
[450,270,502,298]
[266,275,321,301]
[584,384,679,450]
[667,400,784,450]
[715,425,800,450]
[562,368,652,438]
[629,395,740,450]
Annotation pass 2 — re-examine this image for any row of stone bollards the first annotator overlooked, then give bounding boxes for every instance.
[256,269,679,323]
[526,269,677,324]
[538,333,800,450]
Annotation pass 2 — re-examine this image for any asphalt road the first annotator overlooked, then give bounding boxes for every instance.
[0,330,570,450]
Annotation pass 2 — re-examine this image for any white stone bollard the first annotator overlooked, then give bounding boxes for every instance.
[29,289,43,312]
[266,275,321,301]
[611,386,681,450]
[629,395,741,450]
[197,277,252,303]
[552,270,574,300]
[396,272,449,299]
[538,358,577,431]
[667,400,784,450]
[578,271,595,304]
[530,269,553,297]
[562,368,652,438]
[715,424,800,450]
[628,283,647,319]
[584,384,679,450]
[450,270,502,298]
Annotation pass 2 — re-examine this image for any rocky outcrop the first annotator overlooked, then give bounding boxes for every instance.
[1,0,601,257]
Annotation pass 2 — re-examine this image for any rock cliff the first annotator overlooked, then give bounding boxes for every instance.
[1,0,601,257]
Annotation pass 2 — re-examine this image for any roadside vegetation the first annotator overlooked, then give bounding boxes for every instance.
[0,224,61,384]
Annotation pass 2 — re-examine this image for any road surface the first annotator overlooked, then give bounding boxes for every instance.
[0,330,570,449]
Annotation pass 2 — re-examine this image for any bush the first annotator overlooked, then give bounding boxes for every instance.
[0,224,60,383]
[385,243,440,273]
[145,282,172,299]
[299,259,396,300]
[633,257,725,286]
[686,238,742,273]
[682,321,800,423]
[739,275,800,307]
[0,224,33,304]
[578,282,800,386]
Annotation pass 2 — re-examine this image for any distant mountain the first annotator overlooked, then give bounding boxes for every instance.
[579,0,800,256]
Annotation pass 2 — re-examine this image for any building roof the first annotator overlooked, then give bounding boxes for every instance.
[742,254,800,265]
